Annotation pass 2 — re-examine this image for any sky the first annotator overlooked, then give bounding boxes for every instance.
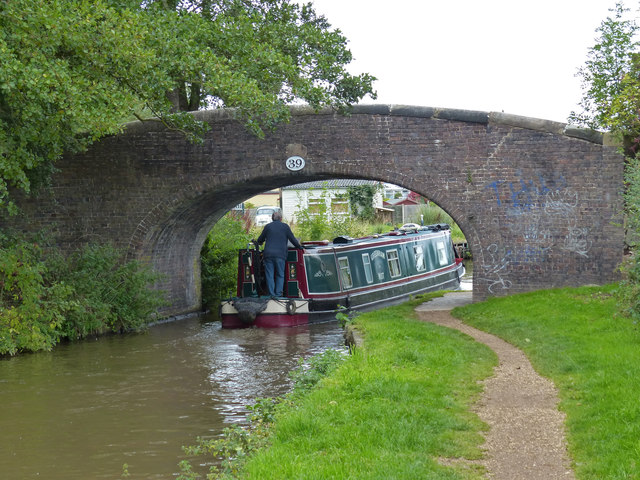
[306,0,622,124]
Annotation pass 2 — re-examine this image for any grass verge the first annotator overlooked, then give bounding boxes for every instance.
[453,284,640,480]
[237,296,496,479]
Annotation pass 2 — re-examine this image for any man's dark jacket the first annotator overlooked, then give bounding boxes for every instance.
[257,220,303,259]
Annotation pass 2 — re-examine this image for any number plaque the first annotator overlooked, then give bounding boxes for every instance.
[285,156,305,171]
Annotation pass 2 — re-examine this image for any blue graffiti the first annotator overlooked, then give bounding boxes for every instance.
[486,173,566,208]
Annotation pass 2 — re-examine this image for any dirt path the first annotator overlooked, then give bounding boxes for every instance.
[415,293,575,479]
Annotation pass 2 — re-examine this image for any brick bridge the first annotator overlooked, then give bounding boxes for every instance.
[4,105,624,316]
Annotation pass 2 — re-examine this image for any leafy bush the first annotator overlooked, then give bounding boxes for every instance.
[617,254,640,323]
[200,212,253,307]
[0,231,165,355]
[292,187,381,242]
[48,244,165,339]
[0,235,71,354]
[347,183,382,221]
[618,154,640,321]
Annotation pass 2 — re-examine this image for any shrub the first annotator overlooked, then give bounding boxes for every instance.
[347,183,382,221]
[619,156,640,321]
[0,231,165,355]
[49,244,165,338]
[288,348,346,395]
[0,235,71,354]
[201,212,253,307]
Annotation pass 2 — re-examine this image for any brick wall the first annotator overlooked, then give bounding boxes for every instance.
[1,105,625,316]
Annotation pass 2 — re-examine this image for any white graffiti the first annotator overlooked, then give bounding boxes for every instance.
[502,187,591,258]
[543,189,579,216]
[561,222,592,257]
[479,244,513,294]
[481,174,594,294]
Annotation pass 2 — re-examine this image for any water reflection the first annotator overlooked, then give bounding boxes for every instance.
[0,315,345,479]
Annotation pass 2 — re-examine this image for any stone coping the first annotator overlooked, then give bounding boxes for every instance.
[287,104,605,145]
[125,104,607,145]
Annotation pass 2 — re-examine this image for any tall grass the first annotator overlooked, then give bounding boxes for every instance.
[414,204,465,243]
[416,203,454,225]
[454,284,640,480]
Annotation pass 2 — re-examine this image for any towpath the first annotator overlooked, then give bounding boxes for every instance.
[415,292,575,479]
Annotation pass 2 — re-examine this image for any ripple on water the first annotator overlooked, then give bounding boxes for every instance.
[0,314,345,479]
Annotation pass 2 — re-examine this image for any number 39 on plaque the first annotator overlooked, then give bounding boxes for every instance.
[285,156,305,171]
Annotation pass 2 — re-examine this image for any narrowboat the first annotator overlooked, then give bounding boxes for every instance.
[220,224,465,328]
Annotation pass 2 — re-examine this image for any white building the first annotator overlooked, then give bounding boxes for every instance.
[382,183,410,201]
[281,179,383,223]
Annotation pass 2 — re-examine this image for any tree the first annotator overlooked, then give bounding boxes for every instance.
[0,0,376,214]
[571,1,640,233]
[572,1,640,320]
[347,183,381,222]
[570,1,640,147]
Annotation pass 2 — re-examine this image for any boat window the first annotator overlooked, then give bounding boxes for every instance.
[362,253,373,283]
[386,249,402,278]
[437,241,448,266]
[338,257,353,289]
[413,245,426,272]
[304,255,340,293]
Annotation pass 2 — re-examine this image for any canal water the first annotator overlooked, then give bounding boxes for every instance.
[0,314,345,479]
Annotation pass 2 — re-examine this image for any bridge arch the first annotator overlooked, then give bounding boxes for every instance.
[5,105,624,316]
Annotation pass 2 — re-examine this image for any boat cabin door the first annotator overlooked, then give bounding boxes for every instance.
[239,247,267,297]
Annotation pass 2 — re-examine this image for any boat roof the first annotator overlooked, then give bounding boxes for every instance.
[301,223,451,250]
[282,179,379,190]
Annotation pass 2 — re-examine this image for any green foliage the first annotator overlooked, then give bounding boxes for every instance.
[293,187,350,241]
[571,3,640,319]
[570,2,640,141]
[0,0,375,214]
[455,285,640,479]
[179,422,270,480]
[617,255,640,323]
[178,424,261,479]
[200,212,253,306]
[0,234,69,354]
[0,231,165,355]
[624,154,640,242]
[48,244,166,339]
[291,188,467,246]
[292,185,376,241]
[414,204,466,243]
[334,304,360,328]
[347,183,382,221]
[288,348,346,395]
[368,222,393,234]
[417,203,454,225]
[619,156,640,320]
